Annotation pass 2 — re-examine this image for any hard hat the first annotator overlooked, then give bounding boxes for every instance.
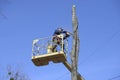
[57,28,63,32]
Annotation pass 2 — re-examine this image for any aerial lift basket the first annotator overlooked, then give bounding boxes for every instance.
[31,34,68,66]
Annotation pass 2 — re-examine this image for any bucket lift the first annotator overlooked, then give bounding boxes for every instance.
[31,34,68,66]
[31,34,84,80]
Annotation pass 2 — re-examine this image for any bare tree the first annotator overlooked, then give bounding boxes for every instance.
[7,65,31,80]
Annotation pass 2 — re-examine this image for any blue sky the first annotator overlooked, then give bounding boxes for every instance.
[0,0,120,80]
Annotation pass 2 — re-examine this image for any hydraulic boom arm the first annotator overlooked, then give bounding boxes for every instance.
[62,61,84,80]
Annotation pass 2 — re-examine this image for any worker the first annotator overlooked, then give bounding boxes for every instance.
[52,28,71,52]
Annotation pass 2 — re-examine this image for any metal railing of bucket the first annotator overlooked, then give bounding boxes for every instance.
[32,34,68,57]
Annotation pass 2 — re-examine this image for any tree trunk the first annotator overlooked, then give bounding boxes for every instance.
[71,5,80,80]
